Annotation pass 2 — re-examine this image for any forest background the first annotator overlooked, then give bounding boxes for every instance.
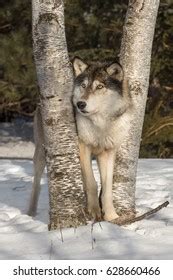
[0,0,172,158]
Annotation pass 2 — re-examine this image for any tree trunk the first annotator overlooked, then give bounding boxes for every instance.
[32,0,87,229]
[113,0,160,215]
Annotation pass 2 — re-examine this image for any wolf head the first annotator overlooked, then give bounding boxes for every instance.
[72,57,126,119]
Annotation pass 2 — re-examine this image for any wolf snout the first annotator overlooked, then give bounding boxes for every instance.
[77,101,86,110]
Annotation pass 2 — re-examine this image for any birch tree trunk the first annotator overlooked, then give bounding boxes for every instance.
[32,0,87,229]
[113,0,160,216]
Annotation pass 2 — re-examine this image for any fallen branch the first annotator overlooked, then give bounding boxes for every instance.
[113,201,169,226]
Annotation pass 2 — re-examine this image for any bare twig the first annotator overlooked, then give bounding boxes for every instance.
[60,226,64,242]
[0,24,11,30]
[142,117,173,141]
[144,123,173,139]
[98,222,103,230]
[91,223,96,250]
[113,201,169,226]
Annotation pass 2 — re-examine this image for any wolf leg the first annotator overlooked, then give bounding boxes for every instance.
[97,150,119,221]
[28,108,45,216]
[79,141,101,220]
[28,145,45,216]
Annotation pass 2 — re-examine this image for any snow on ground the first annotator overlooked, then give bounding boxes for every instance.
[0,121,34,159]
[0,158,172,260]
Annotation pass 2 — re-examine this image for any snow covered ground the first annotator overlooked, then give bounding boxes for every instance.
[0,158,172,260]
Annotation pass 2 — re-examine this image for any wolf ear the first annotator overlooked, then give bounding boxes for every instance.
[72,57,88,77]
[106,62,123,81]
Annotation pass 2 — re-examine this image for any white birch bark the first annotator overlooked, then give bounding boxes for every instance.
[32,0,87,229]
[113,0,160,215]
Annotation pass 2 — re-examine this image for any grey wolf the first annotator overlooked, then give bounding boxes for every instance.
[28,57,131,221]
[72,57,131,221]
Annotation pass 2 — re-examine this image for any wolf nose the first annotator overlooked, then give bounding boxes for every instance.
[77,101,86,110]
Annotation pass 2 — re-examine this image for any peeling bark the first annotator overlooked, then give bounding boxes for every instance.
[32,0,87,229]
[113,0,160,215]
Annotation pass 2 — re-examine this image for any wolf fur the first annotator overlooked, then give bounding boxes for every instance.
[28,57,131,221]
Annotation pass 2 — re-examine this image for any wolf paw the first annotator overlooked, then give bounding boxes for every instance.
[27,208,37,217]
[88,203,102,221]
[103,208,119,222]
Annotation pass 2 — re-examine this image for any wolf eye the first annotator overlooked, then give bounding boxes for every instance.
[81,83,86,88]
[96,84,104,90]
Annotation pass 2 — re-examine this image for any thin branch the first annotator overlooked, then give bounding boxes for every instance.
[91,222,96,250]
[142,116,173,141]
[145,116,173,133]
[0,24,11,30]
[60,226,64,242]
[144,123,173,140]
[113,201,169,226]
